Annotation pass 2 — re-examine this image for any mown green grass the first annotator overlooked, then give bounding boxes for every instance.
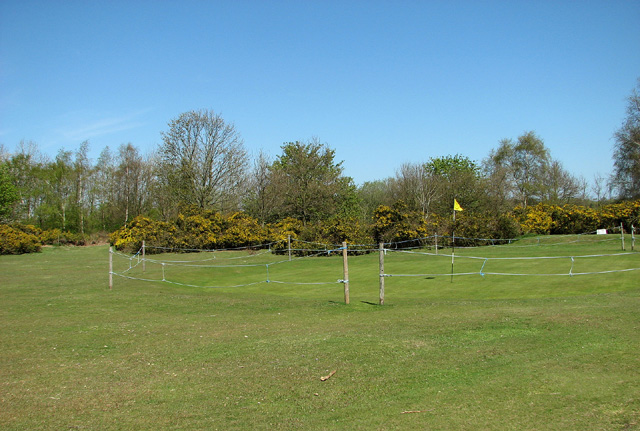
[1,237,639,430]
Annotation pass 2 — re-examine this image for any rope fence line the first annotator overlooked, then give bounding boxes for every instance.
[109,244,347,290]
[109,230,639,292]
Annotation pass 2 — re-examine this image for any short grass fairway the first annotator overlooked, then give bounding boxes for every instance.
[1,236,639,430]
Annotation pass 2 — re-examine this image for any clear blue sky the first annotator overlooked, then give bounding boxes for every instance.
[1,0,639,187]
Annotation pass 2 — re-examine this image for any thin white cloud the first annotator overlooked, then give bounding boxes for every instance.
[56,108,153,142]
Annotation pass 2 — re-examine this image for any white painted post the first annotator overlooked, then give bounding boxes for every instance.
[142,240,146,272]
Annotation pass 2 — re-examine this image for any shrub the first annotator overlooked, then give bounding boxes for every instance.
[173,213,222,250]
[220,212,269,248]
[110,216,174,253]
[0,224,41,254]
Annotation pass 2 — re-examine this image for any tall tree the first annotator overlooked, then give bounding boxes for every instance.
[269,139,355,225]
[393,162,440,218]
[540,160,581,204]
[44,150,75,231]
[356,179,394,221]
[115,143,144,225]
[424,154,482,215]
[0,163,18,221]
[612,78,640,200]
[158,109,248,211]
[487,131,550,208]
[73,141,91,235]
[92,146,117,230]
[244,151,280,224]
[5,141,45,221]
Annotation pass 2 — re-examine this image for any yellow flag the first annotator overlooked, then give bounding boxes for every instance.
[454,199,463,212]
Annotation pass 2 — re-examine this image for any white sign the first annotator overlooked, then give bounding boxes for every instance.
[597,229,607,235]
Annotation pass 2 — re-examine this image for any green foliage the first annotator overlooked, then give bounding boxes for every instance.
[0,163,18,221]
[423,155,484,216]
[424,153,479,178]
[488,131,551,208]
[0,224,41,254]
[269,140,353,225]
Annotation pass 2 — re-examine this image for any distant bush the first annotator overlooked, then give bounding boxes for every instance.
[515,201,640,235]
[599,200,640,229]
[108,200,640,256]
[220,212,269,248]
[40,229,86,246]
[0,224,41,254]
[110,216,175,253]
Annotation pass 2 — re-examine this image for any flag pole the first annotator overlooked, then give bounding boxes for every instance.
[451,203,455,283]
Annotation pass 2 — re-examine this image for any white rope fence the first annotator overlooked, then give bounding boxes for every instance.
[383,249,640,277]
[108,230,638,291]
[109,243,348,290]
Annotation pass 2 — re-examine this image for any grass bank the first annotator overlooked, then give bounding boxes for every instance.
[1,239,639,430]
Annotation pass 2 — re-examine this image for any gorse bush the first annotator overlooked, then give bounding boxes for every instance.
[0,224,41,254]
[14,200,640,255]
[0,223,94,254]
[515,201,640,235]
[39,229,86,246]
[110,216,175,253]
[599,200,640,229]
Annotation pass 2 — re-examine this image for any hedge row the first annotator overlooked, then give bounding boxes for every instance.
[514,201,640,235]
[7,200,638,255]
[0,224,92,255]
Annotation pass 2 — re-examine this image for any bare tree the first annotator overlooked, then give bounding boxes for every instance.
[244,151,281,224]
[74,141,91,235]
[159,110,248,211]
[541,160,580,205]
[612,78,640,200]
[394,162,439,218]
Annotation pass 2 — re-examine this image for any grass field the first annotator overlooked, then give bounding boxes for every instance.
[1,236,639,430]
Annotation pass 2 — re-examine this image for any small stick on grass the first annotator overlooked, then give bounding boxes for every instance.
[320,370,336,381]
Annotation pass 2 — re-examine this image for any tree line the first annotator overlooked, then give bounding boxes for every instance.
[1,80,639,243]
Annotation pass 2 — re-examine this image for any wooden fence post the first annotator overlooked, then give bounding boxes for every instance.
[621,223,625,251]
[109,246,113,290]
[342,241,349,305]
[288,235,292,261]
[379,242,385,306]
